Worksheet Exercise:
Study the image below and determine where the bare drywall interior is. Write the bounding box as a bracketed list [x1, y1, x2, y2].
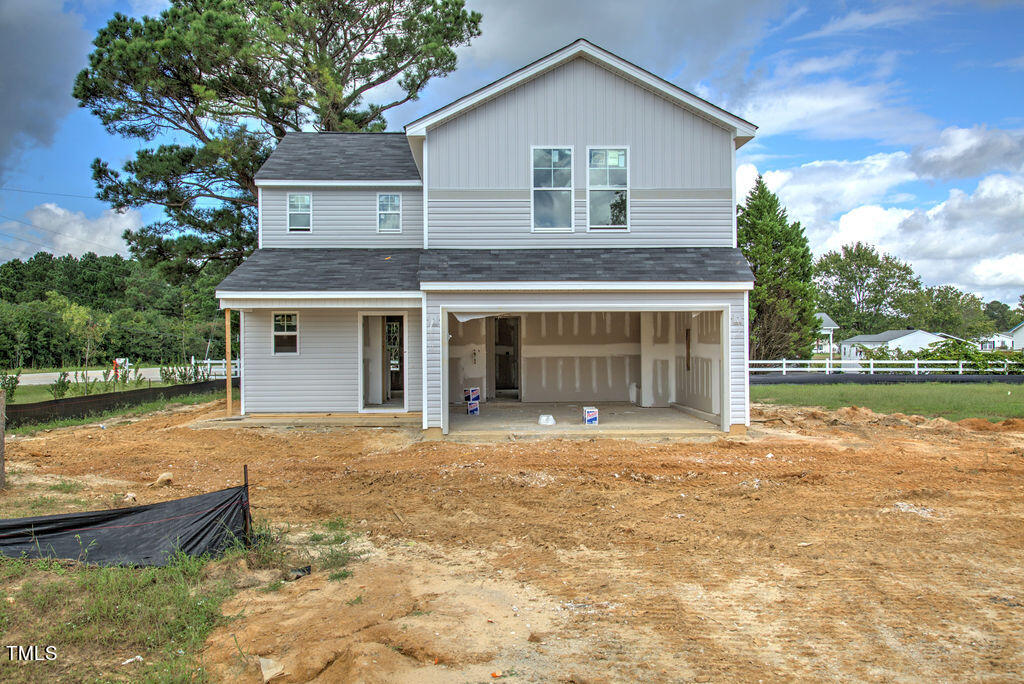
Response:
[446, 310, 723, 415]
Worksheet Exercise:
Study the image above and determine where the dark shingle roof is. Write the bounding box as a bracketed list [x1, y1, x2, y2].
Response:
[216, 249, 423, 292]
[418, 248, 752, 282]
[254, 133, 420, 182]
[217, 248, 752, 293]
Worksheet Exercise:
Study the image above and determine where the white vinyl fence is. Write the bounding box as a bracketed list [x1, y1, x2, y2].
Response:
[192, 358, 239, 378]
[750, 359, 1024, 375]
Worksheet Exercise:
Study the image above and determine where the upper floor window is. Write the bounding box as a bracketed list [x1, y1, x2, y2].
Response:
[377, 193, 402, 233]
[288, 193, 311, 232]
[272, 312, 299, 354]
[588, 148, 629, 230]
[532, 147, 573, 232]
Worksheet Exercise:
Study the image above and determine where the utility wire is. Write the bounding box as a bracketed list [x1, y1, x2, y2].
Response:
[0, 186, 98, 200]
[0, 212, 125, 252]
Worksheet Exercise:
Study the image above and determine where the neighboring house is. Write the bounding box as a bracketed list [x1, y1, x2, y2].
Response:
[814, 312, 839, 355]
[980, 332, 1015, 351]
[1008, 321, 1024, 350]
[216, 39, 757, 435]
[840, 329, 946, 360]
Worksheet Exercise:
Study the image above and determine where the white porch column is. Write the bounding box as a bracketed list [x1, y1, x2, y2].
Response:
[640, 312, 655, 407]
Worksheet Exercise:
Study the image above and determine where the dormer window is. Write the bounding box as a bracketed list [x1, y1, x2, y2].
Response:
[287, 193, 311, 232]
[588, 147, 629, 230]
[531, 147, 573, 232]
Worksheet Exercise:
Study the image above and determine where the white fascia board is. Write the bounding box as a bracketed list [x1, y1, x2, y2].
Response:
[216, 290, 423, 300]
[255, 179, 422, 188]
[404, 39, 757, 139]
[419, 281, 754, 292]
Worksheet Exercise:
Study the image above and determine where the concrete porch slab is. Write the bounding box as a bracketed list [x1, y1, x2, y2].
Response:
[448, 400, 717, 440]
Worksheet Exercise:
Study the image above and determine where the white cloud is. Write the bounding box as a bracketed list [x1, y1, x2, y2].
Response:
[0, 203, 139, 261]
[735, 163, 760, 203]
[970, 254, 1024, 288]
[911, 125, 1024, 178]
[796, 5, 923, 40]
[995, 55, 1024, 70]
[818, 205, 913, 255]
[757, 152, 917, 227]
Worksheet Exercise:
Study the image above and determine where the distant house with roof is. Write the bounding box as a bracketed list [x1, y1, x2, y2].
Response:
[813, 312, 839, 355]
[1007, 321, 1024, 350]
[978, 332, 1014, 351]
[840, 329, 946, 360]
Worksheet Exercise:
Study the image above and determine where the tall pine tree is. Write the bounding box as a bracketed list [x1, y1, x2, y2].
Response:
[738, 176, 817, 359]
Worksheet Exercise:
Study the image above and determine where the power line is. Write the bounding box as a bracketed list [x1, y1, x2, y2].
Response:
[0, 186, 97, 200]
[0, 212, 125, 252]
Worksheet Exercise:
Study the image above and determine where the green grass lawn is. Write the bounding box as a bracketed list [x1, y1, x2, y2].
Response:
[751, 382, 1024, 422]
[7, 381, 171, 405]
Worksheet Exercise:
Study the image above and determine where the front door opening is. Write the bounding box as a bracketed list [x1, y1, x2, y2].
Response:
[494, 316, 520, 399]
[362, 314, 404, 410]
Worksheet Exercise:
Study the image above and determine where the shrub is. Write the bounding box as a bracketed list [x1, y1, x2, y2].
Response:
[48, 371, 71, 400]
[0, 368, 21, 402]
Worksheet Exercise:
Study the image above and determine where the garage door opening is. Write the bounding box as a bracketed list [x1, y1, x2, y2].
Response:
[445, 310, 727, 434]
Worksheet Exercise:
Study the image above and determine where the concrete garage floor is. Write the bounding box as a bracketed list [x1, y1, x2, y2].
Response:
[448, 400, 718, 440]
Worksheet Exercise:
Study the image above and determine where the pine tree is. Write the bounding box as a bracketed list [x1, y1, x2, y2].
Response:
[738, 176, 818, 359]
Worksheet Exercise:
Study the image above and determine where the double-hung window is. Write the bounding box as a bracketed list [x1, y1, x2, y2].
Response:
[588, 148, 629, 230]
[531, 147, 573, 231]
[272, 313, 298, 354]
[287, 193, 312, 232]
[377, 193, 402, 233]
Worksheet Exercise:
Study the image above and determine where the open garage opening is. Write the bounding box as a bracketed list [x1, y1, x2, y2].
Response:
[445, 310, 727, 434]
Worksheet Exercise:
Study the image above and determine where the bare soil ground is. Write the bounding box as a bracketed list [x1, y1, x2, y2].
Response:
[5, 401, 1024, 682]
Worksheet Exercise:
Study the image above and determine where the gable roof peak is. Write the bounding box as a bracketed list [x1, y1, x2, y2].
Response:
[404, 38, 756, 145]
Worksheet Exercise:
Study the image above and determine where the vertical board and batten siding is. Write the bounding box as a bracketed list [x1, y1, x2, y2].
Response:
[424, 57, 735, 248]
[242, 307, 421, 413]
[422, 291, 747, 430]
[260, 187, 422, 248]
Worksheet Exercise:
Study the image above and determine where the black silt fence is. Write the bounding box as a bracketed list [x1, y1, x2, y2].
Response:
[6, 378, 239, 428]
[0, 485, 251, 566]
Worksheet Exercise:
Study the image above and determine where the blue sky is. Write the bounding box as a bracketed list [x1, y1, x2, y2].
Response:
[1, 0, 1022, 302]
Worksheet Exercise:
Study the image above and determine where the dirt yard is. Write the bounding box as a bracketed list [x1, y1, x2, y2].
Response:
[5, 401, 1024, 682]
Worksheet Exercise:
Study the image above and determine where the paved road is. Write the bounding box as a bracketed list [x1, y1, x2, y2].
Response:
[17, 367, 164, 385]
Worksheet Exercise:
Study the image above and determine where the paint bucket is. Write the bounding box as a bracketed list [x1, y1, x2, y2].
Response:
[583, 406, 599, 425]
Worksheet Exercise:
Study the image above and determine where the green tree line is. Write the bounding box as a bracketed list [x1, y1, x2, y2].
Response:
[738, 176, 1024, 359]
[0, 252, 231, 370]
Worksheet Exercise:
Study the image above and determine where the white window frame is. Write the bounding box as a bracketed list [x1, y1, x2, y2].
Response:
[376, 192, 403, 234]
[586, 145, 630, 231]
[271, 311, 300, 355]
[530, 144, 575, 233]
[287, 192, 312, 233]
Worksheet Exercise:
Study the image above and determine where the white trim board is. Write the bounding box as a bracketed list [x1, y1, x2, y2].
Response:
[256, 179, 422, 187]
[217, 290, 423, 300]
[404, 39, 757, 144]
[420, 281, 754, 292]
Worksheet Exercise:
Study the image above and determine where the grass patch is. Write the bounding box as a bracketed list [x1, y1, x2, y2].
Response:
[8, 381, 173, 406]
[752, 382, 1024, 422]
[10, 391, 224, 435]
[48, 480, 83, 494]
[328, 569, 352, 582]
[0, 553, 231, 682]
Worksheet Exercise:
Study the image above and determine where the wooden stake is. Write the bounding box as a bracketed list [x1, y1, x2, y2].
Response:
[243, 464, 251, 543]
[0, 389, 5, 489]
[225, 308, 233, 417]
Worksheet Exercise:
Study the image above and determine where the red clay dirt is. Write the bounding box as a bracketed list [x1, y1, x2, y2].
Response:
[5, 400, 1024, 682]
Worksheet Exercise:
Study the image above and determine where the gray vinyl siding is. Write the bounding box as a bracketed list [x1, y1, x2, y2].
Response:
[428, 197, 733, 248]
[427, 57, 733, 189]
[424, 56, 735, 248]
[241, 307, 421, 413]
[422, 291, 747, 431]
[260, 187, 422, 248]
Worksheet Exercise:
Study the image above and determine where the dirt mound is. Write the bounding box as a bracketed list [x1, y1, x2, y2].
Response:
[958, 417, 1024, 432]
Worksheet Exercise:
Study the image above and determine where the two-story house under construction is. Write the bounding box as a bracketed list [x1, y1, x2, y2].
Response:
[216, 39, 757, 435]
